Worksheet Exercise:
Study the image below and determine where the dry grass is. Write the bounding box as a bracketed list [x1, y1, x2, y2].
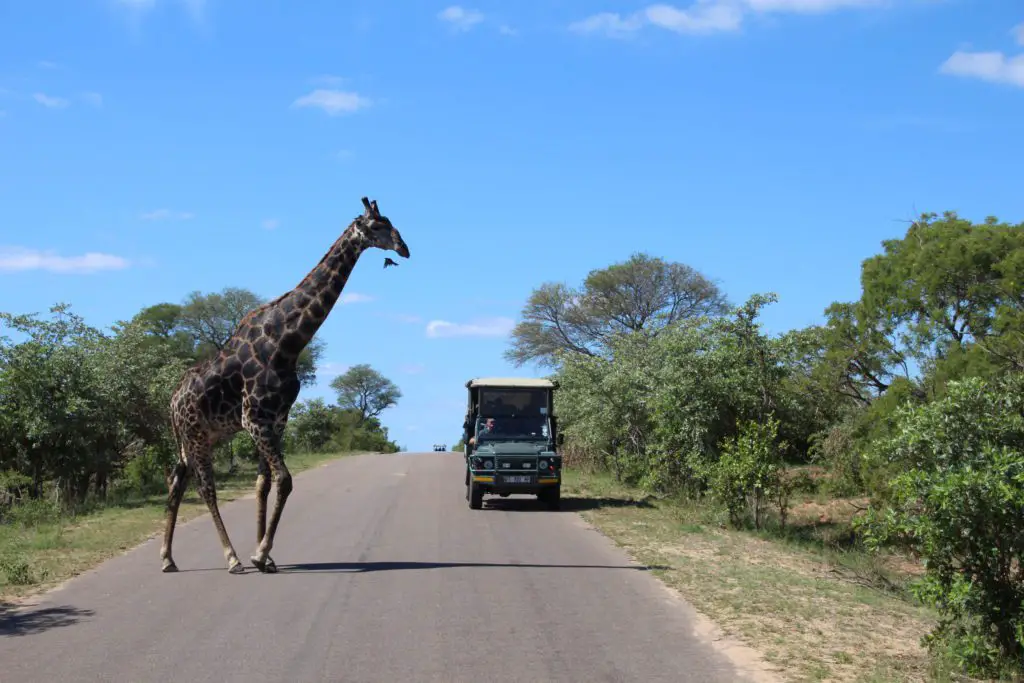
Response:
[0, 451, 361, 602]
[561, 470, 961, 683]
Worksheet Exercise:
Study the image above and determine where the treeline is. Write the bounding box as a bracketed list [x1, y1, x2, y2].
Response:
[0, 286, 401, 510]
[507, 211, 1024, 678]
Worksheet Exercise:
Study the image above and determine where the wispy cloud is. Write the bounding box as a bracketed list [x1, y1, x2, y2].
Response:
[0, 247, 130, 274]
[32, 92, 70, 108]
[940, 50, 1024, 89]
[140, 208, 195, 221]
[262, 218, 280, 230]
[569, 0, 893, 38]
[570, 2, 742, 38]
[340, 292, 375, 304]
[1014, 23, 1024, 47]
[425, 317, 515, 338]
[438, 6, 485, 32]
[292, 89, 372, 115]
[336, 149, 355, 161]
[37, 60, 61, 69]
[499, 25, 518, 36]
[742, 0, 884, 12]
[81, 92, 103, 107]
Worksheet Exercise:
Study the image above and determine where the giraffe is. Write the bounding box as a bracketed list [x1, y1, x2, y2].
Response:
[160, 196, 410, 574]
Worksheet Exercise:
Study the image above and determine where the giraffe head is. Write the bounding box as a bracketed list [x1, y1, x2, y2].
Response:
[355, 196, 410, 259]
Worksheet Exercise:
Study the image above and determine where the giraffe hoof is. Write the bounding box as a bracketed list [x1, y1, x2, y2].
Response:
[228, 561, 246, 574]
[161, 561, 178, 573]
[250, 555, 277, 573]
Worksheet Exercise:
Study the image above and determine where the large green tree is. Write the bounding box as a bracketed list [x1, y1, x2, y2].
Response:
[505, 252, 729, 367]
[329, 364, 402, 422]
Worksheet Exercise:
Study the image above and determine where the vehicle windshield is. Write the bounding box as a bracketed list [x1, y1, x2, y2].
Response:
[474, 387, 550, 441]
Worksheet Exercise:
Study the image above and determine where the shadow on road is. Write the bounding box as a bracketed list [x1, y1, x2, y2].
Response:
[275, 560, 669, 573]
[483, 496, 654, 512]
[0, 603, 95, 637]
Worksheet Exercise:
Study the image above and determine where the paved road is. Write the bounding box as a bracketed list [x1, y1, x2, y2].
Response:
[0, 452, 767, 683]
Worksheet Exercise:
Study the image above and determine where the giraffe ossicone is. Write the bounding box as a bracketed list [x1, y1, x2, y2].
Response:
[161, 195, 410, 574]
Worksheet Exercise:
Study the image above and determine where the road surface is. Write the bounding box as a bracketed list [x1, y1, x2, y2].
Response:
[0, 452, 769, 683]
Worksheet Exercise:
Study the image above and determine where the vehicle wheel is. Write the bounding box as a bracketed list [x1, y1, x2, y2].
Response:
[468, 478, 483, 510]
[539, 486, 561, 511]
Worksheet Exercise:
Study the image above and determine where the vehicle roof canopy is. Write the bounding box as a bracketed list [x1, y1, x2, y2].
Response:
[466, 377, 559, 390]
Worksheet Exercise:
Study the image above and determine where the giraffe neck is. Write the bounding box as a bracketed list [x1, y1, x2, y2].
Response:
[278, 224, 369, 352]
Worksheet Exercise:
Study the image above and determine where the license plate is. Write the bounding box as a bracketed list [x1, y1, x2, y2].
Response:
[503, 475, 532, 484]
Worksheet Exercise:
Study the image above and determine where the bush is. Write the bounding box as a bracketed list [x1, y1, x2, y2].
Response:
[709, 416, 790, 529]
[856, 375, 1024, 676]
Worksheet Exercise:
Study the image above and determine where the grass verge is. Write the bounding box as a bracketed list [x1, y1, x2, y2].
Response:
[0, 451, 363, 602]
[561, 469, 974, 683]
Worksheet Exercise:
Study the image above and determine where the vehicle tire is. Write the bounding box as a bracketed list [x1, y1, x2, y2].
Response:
[468, 478, 483, 510]
[539, 485, 561, 511]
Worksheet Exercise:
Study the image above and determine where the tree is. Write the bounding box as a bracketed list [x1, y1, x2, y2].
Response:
[505, 252, 729, 368]
[329, 364, 402, 422]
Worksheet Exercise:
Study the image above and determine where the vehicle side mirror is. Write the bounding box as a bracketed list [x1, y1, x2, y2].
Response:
[556, 433, 565, 447]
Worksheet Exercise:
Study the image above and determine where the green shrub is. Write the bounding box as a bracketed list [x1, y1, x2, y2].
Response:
[856, 375, 1024, 677]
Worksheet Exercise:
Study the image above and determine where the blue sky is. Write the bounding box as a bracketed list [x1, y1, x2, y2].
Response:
[1, 0, 1022, 452]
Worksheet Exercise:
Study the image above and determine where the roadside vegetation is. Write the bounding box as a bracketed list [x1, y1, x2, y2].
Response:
[0, 286, 402, 600]
[506, 212, 1024, 682]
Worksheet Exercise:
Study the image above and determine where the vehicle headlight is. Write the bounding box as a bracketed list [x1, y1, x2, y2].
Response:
[483, 459, 494, 469]
[538, 459, 548, 470]
[471, 456, 481, 468]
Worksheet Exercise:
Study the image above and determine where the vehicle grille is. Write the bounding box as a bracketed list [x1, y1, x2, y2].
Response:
[495, 457, 537, 471]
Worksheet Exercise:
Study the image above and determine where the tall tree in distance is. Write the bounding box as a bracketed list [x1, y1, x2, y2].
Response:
[330, 363, 402, 423]
[505, 252, 729, 368]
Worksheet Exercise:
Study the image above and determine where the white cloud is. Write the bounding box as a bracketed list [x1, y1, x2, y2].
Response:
[340, 292, 375, 304]
[82, 92, 103, 107]
[742, 0, 883, 12]
[646, 2, 742, 33]
[425, 316, 515, 338]
[262, 218, 279, 230]
[570, 2, 741, 38]
[292, 89, 371, 115]
[438, 6, 485, 31]
[570, 0, 899, 37]
[37, 60, 60, 69]
[32, 92, 70, 108]
[939, 50, 1024, 88]
[0, 246, 130, 274]
[499, 25, 518, 36]
[1013, 23, 1024, 47]
[140, 208, 195, 220]
[569, 12, 644, 38]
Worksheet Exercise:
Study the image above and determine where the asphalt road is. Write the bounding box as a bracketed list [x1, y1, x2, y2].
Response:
[0, 452, 770, 683]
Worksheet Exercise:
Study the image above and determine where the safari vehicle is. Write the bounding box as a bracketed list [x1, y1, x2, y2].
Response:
[462, 377, 564, 510]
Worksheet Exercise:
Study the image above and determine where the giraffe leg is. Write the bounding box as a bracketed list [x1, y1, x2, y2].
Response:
[253, 454, 276, 573]
[160, 459, 191, 572]
[194, 457, 245, 574]
[248, 424, 291, 573]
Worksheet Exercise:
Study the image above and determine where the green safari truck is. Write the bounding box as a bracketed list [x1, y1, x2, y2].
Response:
[462, 377, 564, 510]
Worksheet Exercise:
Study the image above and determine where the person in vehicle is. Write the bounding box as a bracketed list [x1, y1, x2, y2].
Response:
[468, 417, 497, 446]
